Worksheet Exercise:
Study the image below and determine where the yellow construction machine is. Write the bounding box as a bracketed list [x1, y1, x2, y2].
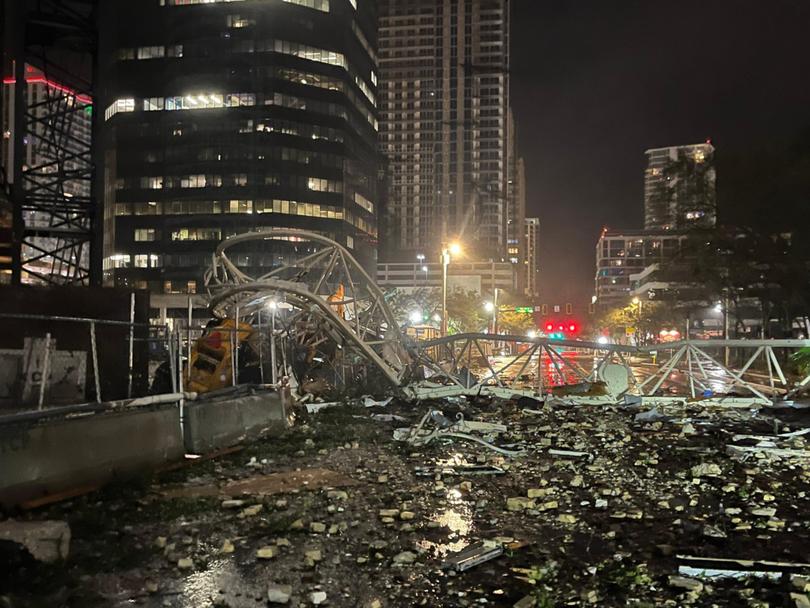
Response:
[186, 318, 257, 393]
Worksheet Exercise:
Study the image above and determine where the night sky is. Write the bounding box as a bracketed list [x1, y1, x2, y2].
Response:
[511, 0, 810, 307]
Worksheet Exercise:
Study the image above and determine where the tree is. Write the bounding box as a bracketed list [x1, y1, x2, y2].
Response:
[670, 227, 810, 337]
[385, 287, 489, 333]
[497, 309, 535, 335]
[595, 300, 684, 344]
[446, 288, 487, 334]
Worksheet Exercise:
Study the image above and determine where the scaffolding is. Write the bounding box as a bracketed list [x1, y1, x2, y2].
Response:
[1, 0, 100, 286]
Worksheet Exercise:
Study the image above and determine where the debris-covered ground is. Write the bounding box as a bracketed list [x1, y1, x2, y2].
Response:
[3, 396, 810, 607]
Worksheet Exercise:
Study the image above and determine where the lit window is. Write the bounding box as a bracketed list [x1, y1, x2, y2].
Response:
[104, 98, 135, 121]
[136, 46, 165, 60]
[227, 14, 255, 27]
[134, 228, 157, 241]
[144, 97, 164, 111]
[354, 192, 374, 213]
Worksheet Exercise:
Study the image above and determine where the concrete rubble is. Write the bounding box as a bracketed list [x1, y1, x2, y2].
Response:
[0, 519, 70, 563]
[2, 393, 810, 606]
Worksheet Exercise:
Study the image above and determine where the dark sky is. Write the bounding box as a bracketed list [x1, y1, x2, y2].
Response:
[511, 0, 810, 307]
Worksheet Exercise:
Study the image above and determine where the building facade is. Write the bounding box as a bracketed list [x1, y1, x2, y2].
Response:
[377, 259, 515, 294]
[378, 0, 517, 263]
[594, 228, 687, 309]
[99, 0, 380, 296]
[644, 142, 716, 231]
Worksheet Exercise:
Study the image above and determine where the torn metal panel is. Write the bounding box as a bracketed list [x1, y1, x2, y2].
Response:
[726, 444, 810, 461]
[677, 555, 810, 580]
[441, 540, 503, 571]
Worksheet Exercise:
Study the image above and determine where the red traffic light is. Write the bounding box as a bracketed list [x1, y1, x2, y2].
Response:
[569, 323, 577, 332]
[545, 323, 553, 331]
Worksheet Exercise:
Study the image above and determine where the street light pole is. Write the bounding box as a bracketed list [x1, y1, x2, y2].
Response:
[493, 287, 499, 336]
[441, 244, 449, 337]
[632, 296, 642, 346]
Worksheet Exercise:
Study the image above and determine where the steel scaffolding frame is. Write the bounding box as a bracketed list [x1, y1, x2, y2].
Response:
[2, 0, 100, 286]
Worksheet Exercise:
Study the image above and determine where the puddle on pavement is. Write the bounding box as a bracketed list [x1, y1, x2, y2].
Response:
[417, 485, 475, 557]
[181, 558, 261, 608]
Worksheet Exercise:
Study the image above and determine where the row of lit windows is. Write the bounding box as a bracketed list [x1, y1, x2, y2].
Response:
[161, 0, 329, 12]
[105, 88, 371, 129]
[115, 199, 345, 220]
[114, 199, 376, 237]
[118, 45, 183, 60]
[181, 144, 344, 169]
[119, 173, 341, 192]
[254, 118, 344, 142]
[171, 228, 222, 241]
[106, 93, 253, 120]
[104, 254, 162, 270]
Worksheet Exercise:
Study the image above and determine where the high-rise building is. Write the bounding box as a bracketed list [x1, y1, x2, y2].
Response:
[594, 228, 687, 308]
[523, 216, 539, 298]
[643, 142, 716, 231]
[99, 0, 380, 297]
[378, 0, 515, 262]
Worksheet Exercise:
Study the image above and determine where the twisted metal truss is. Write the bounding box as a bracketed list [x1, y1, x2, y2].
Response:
[205, 229, 414, 389]
[413, 334, 810, 405]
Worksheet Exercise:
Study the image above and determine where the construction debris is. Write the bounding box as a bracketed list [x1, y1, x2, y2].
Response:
[5, 393, 810, 607]
[441, 540, 504, 571]
[0, 520, 70, 563]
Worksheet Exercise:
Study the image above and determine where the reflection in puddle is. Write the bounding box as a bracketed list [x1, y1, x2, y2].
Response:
[181, 558, 255, 608]
[417, 498, 475, 557]
[434, 507, 471, 535]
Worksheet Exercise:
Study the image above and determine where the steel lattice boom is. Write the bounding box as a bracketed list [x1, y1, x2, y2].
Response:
[205, 229, 414, 390]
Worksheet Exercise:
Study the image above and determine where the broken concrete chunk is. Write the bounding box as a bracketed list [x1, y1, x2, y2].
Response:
[257, 546, 279, 559]
[305, 548, 322, 563]
[691, 463, 722, 478]
[557, 514, 578, 524]
[791, 593, 810, 608]
[392, 551, 417, 564]
[0, 520, 70, 563]
[378, 509, 399, 518]
[220, 539, 235, 554]
[309, 522, 326, 533]
[240, 504, 263, 517]
[750, 507, 777, 518]
[669, 575, 703, 593]
[506, 497, 535, 511]
[309, 590, 327, 605]
[221, 499, 245, 509]
[177, 557, 194, 570]
[267, 584, 293, 604]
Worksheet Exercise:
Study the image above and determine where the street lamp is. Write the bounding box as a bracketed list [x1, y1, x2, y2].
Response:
[415, 254, 425, 285]
[441, 241, 462, 336]
[408, 310, 422, 325]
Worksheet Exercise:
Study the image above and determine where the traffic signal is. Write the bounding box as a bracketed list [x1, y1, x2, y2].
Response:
[545, 322, 554, 332]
